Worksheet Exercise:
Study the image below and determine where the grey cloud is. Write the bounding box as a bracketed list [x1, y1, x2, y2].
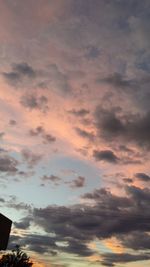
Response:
[101, 252, 150, 267]
[29, 126, 56, 144]
[41, 175, 61, 185]
[93, 150, 119, 163]
[8, 234, 57, 255]
[0, 155, 19, 173]
[135, 172, 150, 182]
[21, 149, 43, 168]
[68, 108, 89, 117]
[95, 107, 125, 140]
[95, 106, 150, 148]
[13, 63, 36, 78]
[14, 217, 31, 230]
[120, 231, 150, 251]
[2, 62, 36, 86]
[47, 64, 71, 95]
[97, 72, 132, 88]
[29, 126, 44, 136]
[0, 132, 5, 139]
[9, 119, 17, 126]
[62, 239, 93, 256]
[2, 61, 71, 98]
[75, 127, 95, 141]
[2, 72, 20, 85]
[70, 176, 85, 188]
[20, 94, 48, 112]
[123, 178, 133, 183]
[97, 72, 150, 112]
[43, 134, 56, 144]
[126, 185, 150, 205]
[11, 185, 150, 261]
[85, 45, 100, 60]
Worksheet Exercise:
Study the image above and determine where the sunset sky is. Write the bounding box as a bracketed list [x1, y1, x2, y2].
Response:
[1, 0, 150, 266]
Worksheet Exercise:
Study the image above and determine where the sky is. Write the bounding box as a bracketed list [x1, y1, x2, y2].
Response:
[1, 0, 150, 266]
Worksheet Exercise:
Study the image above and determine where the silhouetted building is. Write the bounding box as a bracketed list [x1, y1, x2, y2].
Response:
[0, 213, 12, 250]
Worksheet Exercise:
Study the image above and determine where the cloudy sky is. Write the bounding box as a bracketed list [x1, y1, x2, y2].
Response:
[1, 0, 150, 266]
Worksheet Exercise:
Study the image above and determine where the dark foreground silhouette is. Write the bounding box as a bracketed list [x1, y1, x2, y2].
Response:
[0, 246, 33, 267]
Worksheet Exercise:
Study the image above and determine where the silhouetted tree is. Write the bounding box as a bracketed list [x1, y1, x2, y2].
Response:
[0, 245, 33, 267]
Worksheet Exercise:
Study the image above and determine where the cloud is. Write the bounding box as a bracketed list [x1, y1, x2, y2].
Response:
[62, 239, 93, 256]
[21, 149, 43, 168]
[123, 178, 133, 184]
[101, 252, 150, 267]
[119, 231, 150, 251]
[2, 62, 36, 86]
[46, 64, 71, 95]
[69, 176, 85, 188]
[135, 172, 150, 182]
[68, 108, 89, 117]
[29, 126, 56, 144]
[41, 175, 61, 186]
[93, 150, 119, 163]
[20, 94, 49, 112]
[9, 233, 57, 255]
[84, 45, 100, 60]
[75, 127, 95, 141]
[14, 217, 31, 230]
[0, 155, 19, 173]
[14, 184, 150, 263]
[95, 106, 150, 148]
[29, 126, 44, 136]
[97, 72, 132, 88]
[0, 132, 5, 139]
[12, 63, 36, 78]
[43, 134, 56, 144]
[9, 119, 17, 126]
[2, 62, 72, 98]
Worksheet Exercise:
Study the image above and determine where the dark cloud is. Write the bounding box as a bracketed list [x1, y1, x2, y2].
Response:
[47, 64, 71, 95]
[126, 185, 150, 206]
[14, 217, 31, 230]
[2, 62, 36, 86]
[41, 175, 61, 186]
[2, 62, 72, 97]
[75, 127, 95, 141]
[9, 119, 17, 126]
[120, 231, 150, 251]
[0, 132, 5, 140]
[85, 45, 100, 60]
[11, 185, 150, 263]
[2, 72, 20, 85]
[29, 126, 56, 144]
[20, 94, 49, 112]
[93, 150, 119, 163]
[12, 63, 36, 78]
[0, 155, 19, 173]
[62, 239, 93, 256]
[101, 252, 150, 267]
[29, 126, 44, 136]
[8, 234, 57, 255]
[43, 134, 56, 144]
[68, 108, 89, 117]
[95, 107, 125, 140]
[135, 172, 150, 182]
[0, 198, 5, 203]
[95, 106, 150, 148]
[123, 178, 133, 183]
[69, 176, 85, 188]
[21, 149, 43, 168]
[7, 201, 31, 212]
[97, 72, 132, 88]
